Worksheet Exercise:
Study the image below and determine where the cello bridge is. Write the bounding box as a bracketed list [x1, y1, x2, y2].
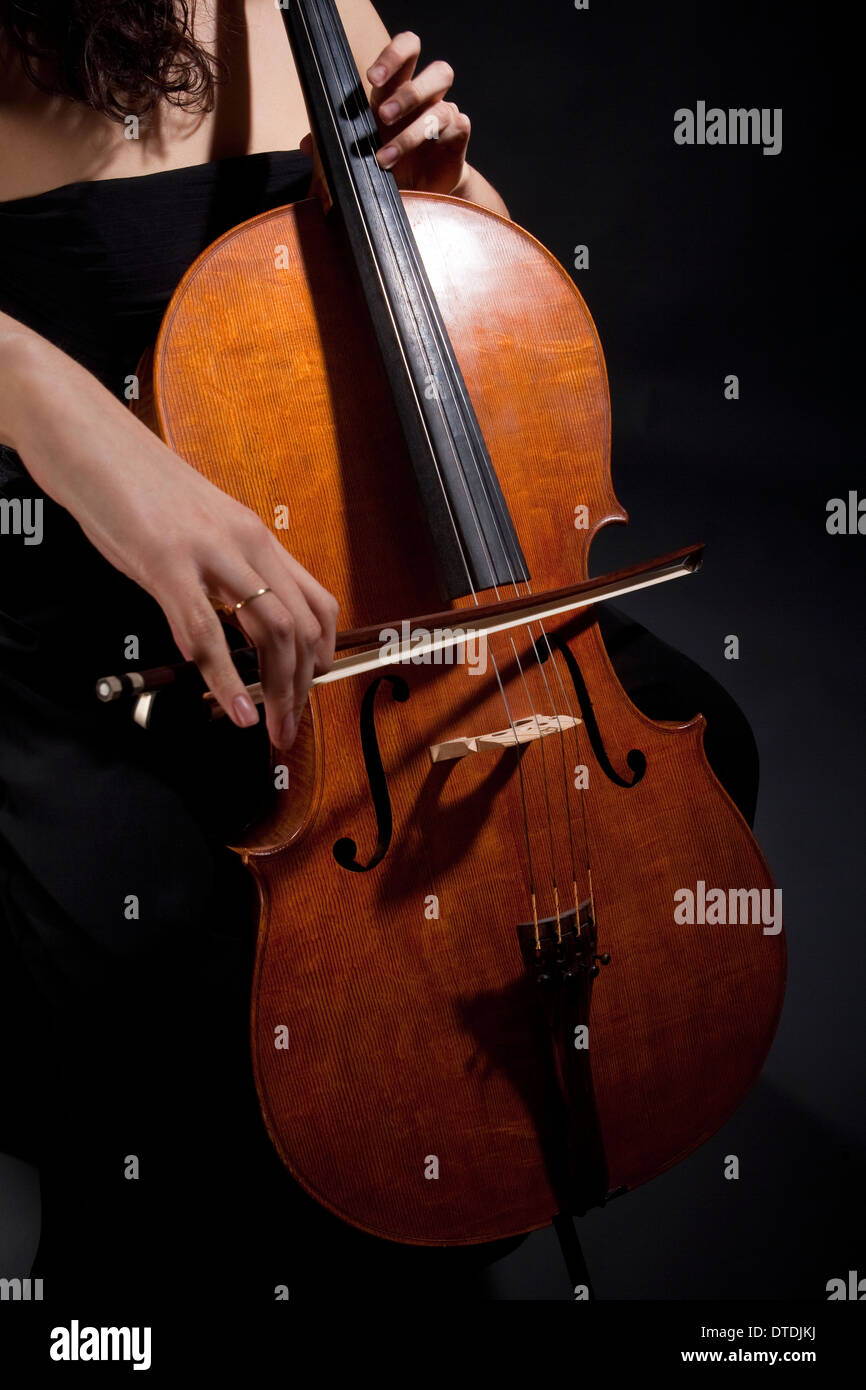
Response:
[429, 712, 580, 763]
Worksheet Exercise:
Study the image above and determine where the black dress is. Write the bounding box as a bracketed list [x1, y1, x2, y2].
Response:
[0, 151, 758, 1310]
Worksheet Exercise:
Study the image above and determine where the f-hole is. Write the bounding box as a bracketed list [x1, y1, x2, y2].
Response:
[535, 634, 647, 788]
[333, 673, 410, 872]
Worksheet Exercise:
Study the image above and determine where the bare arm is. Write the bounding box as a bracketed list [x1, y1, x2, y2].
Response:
[0, 311, 337, 748]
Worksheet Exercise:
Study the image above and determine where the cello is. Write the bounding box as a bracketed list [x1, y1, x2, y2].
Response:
[106, 0, 785, 1248]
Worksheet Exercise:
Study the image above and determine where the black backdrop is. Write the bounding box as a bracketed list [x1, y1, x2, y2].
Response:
[0, 0, 860, 1327]
[373, 0, 864, 1300]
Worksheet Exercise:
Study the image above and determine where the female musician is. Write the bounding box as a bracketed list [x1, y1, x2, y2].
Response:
[0, 0, 757, 1307]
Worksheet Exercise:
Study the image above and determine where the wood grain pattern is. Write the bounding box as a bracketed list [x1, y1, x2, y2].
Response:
[149, 193, 785, 1244]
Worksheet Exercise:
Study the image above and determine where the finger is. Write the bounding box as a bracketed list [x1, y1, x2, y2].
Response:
[228, 583, 305, 751]
[377, 102, 462, 170]
[228, 557, 328, 750]
[375, 60, 455, 127]
[437, 106, 471, 150]
[163, 580, 261, 730]
[367, 31, 421, 94]
[259, 537, 339, 669]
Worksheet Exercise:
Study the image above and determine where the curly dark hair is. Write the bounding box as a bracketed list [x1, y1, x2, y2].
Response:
[0, 0, 223, 120]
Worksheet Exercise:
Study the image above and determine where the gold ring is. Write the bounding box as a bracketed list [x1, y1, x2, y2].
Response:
[233, 586, 272, 612]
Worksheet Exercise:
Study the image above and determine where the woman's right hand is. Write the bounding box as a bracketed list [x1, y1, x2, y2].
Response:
[0, 320, 338, 750]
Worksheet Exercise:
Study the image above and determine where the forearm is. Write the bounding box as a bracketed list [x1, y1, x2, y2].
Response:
[451, 163, 510, 219]
[0, 318, 339, 743]
[0, 312, 126, 490]
[0, 313, 183, 553]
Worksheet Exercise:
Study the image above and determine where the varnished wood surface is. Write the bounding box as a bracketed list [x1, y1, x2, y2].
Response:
[151, 193, 785, 1243]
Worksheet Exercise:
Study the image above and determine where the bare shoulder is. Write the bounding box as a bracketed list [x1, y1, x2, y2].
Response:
[0, 43, 54, 200]
[0, 0, 396, 201]
[0, 41, 118, 200]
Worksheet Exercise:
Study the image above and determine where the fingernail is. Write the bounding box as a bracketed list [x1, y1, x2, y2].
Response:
[379, 100, 399, 122]
[279, 712, 296, 749]
[233, 694, 259, 728]
[379, 145, 399, 169]
[368, 64, 387, 83]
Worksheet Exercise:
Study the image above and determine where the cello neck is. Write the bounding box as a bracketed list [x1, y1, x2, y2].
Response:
[279, 0, 528, 600]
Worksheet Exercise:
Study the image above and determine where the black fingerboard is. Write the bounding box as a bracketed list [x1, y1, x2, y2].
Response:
[279, 0, 529, 600]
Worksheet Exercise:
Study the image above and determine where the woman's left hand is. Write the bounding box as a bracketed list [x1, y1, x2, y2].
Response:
[366, 31, 470, 194]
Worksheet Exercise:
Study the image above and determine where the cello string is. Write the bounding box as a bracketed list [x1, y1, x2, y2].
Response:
[328, 27, 578, 911]
[359, 109, 591, 931]
[362, 219, 579, 933]
[316, 2, 579, 921]
[339, 42, 579, 924]
[335, 16, 587, 929]
[352, 76, 598, 930]
[301, 1, 543, 897]
[335, 36, 593, 924]
[313, 15, 549, 722]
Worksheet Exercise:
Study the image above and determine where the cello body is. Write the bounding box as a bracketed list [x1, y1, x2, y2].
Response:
[143, 190, 786, 1244]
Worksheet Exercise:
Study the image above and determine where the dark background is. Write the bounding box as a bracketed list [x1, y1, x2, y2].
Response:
[371, 0, 863, 1299]
[0, 0, 861, 1309]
